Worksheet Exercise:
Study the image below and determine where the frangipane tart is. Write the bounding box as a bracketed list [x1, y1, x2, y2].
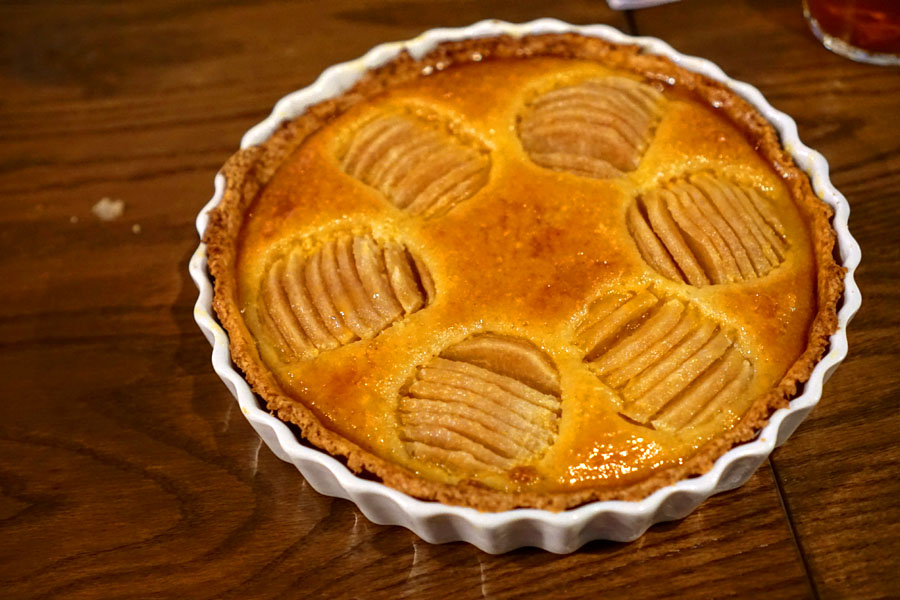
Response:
[205, 33, 844, 512]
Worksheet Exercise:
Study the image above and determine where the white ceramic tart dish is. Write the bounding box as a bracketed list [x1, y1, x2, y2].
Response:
[190, 19, 861, 553]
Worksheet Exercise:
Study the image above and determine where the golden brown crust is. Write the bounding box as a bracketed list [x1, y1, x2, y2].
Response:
[204, 33, 844, 512]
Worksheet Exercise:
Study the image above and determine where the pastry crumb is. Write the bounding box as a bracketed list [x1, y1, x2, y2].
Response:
[70, 215, 79, 224]
[132, 223, 142, 234]
[92, 197, 125, 221]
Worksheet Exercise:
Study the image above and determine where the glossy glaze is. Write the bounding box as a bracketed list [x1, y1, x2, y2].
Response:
[234, 57, 817, 494]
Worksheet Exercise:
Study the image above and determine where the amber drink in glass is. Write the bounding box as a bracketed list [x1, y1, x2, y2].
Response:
[804, 0, 900, 65]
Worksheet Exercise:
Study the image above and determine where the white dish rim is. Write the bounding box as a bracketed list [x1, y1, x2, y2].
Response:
[190, 18, 862, 553]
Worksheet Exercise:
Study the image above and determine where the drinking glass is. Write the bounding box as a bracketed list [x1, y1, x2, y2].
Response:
[803, 0, 900, 65]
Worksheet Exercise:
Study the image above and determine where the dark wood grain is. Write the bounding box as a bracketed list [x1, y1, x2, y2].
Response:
[0, 1, 895, 598]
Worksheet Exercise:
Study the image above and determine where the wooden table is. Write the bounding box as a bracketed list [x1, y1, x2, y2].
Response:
[2, 1, 897, 598]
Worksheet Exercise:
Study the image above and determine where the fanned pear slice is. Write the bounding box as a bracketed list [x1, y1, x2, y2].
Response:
[258, 232, 434, 361]
[577, 290, 756, 431]
[629, 175, 789, 286]
[399, 334, 561, 476]
[339, 111, 490, 218]
[518, 76, 663, 178]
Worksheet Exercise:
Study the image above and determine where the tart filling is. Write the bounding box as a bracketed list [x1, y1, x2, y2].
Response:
[206, 34, 843, 511]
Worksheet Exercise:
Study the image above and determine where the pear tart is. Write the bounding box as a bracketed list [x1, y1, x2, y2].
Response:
[205, 33, 843, 511]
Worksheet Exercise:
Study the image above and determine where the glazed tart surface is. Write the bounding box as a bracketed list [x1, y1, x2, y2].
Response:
[206, 34, 843, 511]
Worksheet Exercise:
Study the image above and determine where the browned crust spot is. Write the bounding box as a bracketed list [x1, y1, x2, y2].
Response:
[204, 32, 845, 512]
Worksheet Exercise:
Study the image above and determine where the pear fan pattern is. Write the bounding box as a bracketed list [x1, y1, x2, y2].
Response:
[628, 174, 788, 286]
[518, 77, 663, 178]
[576, 290, 754, 431]
[259, 232, 434, 361]
[339, 112, 491, 218]
[398, 334, 562, 473]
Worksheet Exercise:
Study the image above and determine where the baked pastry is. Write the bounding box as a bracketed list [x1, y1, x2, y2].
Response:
[205, 33, 844, 511]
